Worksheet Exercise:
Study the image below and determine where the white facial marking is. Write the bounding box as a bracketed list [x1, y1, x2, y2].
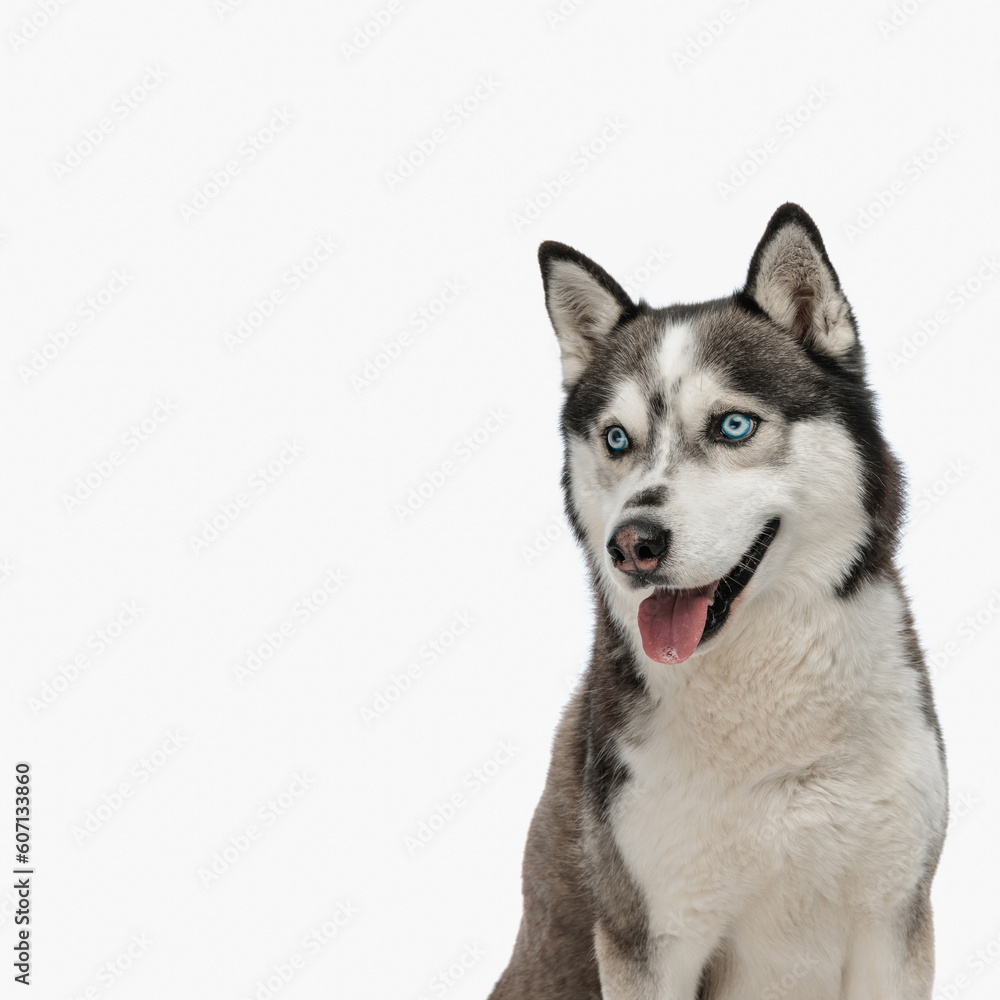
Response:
[606, 380, 649, 444]
[657, 320, 695, 385]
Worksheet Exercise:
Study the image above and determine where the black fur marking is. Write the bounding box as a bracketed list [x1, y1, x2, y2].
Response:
[561, 465, 590, 562]
[702, 517, 781, 641]
[896, 575, 948, 765]
[624, 486, 668, 510]
[649, 390, 667, 420]
[696, 964, 711, 999]
[580, 599, 648, 820]
[699, 306, 837, 421]
[585, 737, 632, 822]
[580, 598, 653, 968]
[732, 287, 769, 319]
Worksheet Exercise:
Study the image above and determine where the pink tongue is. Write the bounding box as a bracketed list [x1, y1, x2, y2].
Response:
[637, 585, 717, 664]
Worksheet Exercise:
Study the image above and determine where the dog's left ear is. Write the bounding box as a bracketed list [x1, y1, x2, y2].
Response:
[744, 203, 857, 358]
[538, 241, 636, 387]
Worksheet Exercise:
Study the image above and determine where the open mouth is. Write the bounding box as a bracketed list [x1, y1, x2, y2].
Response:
[636, 517, 780, 664]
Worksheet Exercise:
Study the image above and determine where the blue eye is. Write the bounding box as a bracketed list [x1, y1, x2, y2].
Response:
[719, 413, 756, 440]
[606, 426, 629, 452]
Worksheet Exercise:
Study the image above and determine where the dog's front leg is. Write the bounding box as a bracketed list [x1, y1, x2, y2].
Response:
[594, 921, 712, 1000]
[841, 906, 935, 1000]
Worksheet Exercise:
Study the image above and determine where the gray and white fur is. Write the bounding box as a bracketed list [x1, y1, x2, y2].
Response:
[487, 204, 947, 1000]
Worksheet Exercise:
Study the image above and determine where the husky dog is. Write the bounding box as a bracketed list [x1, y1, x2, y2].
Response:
[488, 205, 947, 999]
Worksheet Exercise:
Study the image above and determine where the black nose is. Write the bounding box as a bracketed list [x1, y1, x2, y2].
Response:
[607, 522, 670, 574]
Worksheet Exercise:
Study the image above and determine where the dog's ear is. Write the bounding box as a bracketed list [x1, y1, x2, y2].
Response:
[743, 203, 857, 359]
[538, 242, 635, 386]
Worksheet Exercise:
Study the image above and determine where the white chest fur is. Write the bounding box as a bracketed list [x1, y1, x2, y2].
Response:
[607, 581, 946, 995]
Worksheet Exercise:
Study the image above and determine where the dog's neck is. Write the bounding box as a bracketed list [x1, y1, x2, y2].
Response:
[591, 571, 902, 710]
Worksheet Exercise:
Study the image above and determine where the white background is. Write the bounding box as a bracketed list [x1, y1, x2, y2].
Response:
[2, 0, 999, 997]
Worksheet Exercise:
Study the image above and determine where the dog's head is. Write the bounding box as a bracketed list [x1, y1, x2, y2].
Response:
[539, 204, 901, 665]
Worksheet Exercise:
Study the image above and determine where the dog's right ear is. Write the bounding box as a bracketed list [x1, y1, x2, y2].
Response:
[538, 242, 635, 387]
[743, 203, 857, 360]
